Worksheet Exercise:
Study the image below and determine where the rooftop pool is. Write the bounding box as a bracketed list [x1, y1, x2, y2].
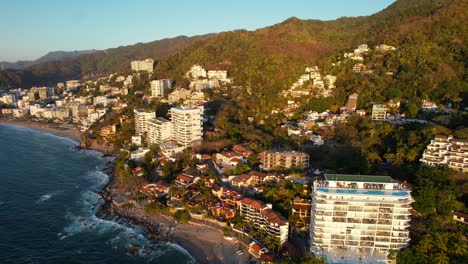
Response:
[316, 187, 409, 197]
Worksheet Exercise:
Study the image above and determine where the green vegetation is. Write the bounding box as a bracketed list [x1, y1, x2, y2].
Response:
[173, 210, 190, 224]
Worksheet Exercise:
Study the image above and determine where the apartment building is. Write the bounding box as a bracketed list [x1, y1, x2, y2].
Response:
[169, 105, 203, 147]
[239, 198, 289, 244]
[310, 174, 413, 263]
[146, 117, 173, 145]
[345, 93, 359, 113]
[371, 104, 387, 121]
[131, 59, 154, 73]
[420, 135, 468, 172]
[207, 70, 227, 80]
[259, 150, 309, 171]
[150, 79, 173, 98]
[133, 109, 156, 135]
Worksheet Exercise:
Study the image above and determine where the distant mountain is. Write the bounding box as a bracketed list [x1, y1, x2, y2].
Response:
[0, 50, 98, 70]
[0, 35, 213, 88]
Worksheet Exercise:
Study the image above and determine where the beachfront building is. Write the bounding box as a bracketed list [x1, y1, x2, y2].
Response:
[134, 109, 156, 135]
[131, 59, 154, 73]
[169, 105, 203, 147]
[420, 135, 468, 172]
[239, 197, 289, 244]
[371, 104, 387, 121]
[259, 150, 309, 171]
[310, 174, 413, 263]
[146, 117, 173, 145]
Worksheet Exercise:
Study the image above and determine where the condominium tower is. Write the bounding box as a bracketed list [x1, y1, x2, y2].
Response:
[146, 117, 173, 145]
[169, 105, 203, 147]
[310, 174, 413, 263]
[134, 109, 156, 135]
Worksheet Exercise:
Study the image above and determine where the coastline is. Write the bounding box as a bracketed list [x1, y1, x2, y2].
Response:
[0, 118, 113, 153]
[0, 119, 249, 263]
[0, 118, 82, 142]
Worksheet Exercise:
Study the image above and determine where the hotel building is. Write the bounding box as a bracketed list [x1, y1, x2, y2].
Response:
[310, 174, 413, 263]
[169, 105, 203, 147]
[420, 135, 468, 172]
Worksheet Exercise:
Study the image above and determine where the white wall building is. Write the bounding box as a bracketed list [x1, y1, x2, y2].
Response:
[131, 59, 154, 73]
[207, 70, 228, 80]
[310, 174, 413, 263]
[146, 117, 173, 145]
[169, 105, 203, 147]
[372, 104, 387, 121]
[420, 135, 468, 172]
[150, 79, 173, 98]
[185, 64, 207, 79]
[134, 109, 156, 135]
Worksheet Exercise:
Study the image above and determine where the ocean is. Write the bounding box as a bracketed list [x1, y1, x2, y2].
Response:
[0, 124, 194, 264]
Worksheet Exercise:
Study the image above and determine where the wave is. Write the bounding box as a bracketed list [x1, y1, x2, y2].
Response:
[167, 243, 197, 263]
[36, 190, 64, 204]
[59, 167, 194, 262]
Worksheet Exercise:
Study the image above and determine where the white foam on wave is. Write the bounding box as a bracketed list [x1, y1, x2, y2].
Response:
[37, 194, 52, 203]
[83, 170, 109, 190]
[60, 168, 194, 261]
[35, 190, 64, 204]
[167, 242, 197, 263]
[3, 124, 79, 146]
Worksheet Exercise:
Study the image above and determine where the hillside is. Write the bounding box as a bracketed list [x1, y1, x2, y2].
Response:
[0, 50, 98, 70]
[0, 34, 213, 88]
[0, 0, 466, 101]
[153, 0, 466, 106]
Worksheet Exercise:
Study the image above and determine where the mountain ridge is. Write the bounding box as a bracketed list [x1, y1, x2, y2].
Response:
[0, 50, 98, 70]
[0, 0, 465, 91]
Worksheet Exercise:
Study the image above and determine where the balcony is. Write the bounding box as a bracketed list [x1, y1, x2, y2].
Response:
[333, 217, 346, 223]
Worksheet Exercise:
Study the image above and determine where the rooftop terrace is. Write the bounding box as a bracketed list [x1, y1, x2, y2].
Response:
[325, 174, 395, 183]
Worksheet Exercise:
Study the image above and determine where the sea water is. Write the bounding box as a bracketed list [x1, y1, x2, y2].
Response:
[0, 124, 194, 264]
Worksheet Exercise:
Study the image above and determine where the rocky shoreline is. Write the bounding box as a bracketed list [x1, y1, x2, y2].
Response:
[95, 161, 249, 264]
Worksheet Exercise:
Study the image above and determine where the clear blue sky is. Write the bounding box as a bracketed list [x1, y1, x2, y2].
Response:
[1, 0, 395, 62]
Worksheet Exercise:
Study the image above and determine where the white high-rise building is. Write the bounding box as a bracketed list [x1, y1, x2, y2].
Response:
[146, 117, 173, 145]
[134, 109, 156, 135]
[169, 105, 203, 147]
[310, 174, 413, 263]
[150, 79, 173, 98]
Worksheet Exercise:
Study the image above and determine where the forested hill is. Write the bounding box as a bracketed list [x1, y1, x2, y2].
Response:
[1, 0, 466, 96]
[154, 0, 466, 99]
[0, 34, 213, 88]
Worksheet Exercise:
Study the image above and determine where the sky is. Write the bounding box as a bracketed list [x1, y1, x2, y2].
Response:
[0, 0, 395, 62]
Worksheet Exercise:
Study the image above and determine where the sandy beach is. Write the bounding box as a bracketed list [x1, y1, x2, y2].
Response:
[0, 118, 113, 153]
[0, 118, 82, 141]
[113, 206, 251, 264]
